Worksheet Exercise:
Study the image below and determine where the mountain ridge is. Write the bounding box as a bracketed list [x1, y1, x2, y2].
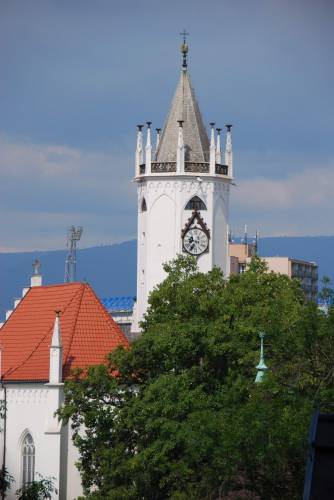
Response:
[1, 236, 333, 319]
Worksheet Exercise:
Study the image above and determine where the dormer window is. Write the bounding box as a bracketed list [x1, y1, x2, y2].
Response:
[185, 196, 207, 211]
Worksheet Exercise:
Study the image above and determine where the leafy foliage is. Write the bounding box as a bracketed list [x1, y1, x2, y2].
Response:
[0, 466, 14, 497]
[58, 255, 334, 499]
[319, 275, 334, 308]
[16, 475, 57, 500]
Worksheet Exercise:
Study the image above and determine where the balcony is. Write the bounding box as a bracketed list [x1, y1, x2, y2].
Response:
[138, 162, 229, 176]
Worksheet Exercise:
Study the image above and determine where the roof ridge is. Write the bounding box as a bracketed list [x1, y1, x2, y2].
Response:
[187, 74, 208, 162]
[88, 285, 130, 346]
[4, 283, 85, 379]
[35, 282, 83, 289]
[0, 288, 32, 330]
[63, 284, 86, 367]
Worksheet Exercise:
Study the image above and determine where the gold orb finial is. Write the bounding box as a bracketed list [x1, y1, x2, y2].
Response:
[180, 29, 189, 69]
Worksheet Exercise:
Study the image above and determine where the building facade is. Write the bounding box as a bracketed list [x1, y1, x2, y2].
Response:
[229, 242, 318, 302]
[261, 257, 318, 302]
[102, 296, 136, 340]
[0, 274, 129, 499]
[132, 43, 233, 331]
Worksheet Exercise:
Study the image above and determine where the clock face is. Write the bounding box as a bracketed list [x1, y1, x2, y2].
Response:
[183, 227, 209, 256]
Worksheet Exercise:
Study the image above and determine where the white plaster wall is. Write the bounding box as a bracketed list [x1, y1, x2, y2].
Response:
[65, 424, 83, 500]
[133, 174, 230, 328]
[0, 384, 83, 500]
[147, 193, 175, 291]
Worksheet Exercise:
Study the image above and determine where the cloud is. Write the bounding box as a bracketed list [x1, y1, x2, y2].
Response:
[0, 135, 135, 212]
[0, 136, 137, 251]
[234, 166, 334, 210]
[230, 163, 334, 237]
[1, 135, 334, 250]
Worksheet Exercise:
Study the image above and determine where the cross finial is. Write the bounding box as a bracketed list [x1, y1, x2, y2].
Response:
[180, 29, 189, 43]
[32, 259, 41, 276]
[180, 29, 189, 69]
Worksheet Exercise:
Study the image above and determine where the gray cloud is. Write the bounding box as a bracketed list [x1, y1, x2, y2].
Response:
[0, 0, 333, 250]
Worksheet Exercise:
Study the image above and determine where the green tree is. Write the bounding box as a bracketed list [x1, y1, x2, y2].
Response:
[15, 475, 56, 500]
[319, 275, 334, 308]
[0, 466, 14, 499]
[59, 256, 334, 499]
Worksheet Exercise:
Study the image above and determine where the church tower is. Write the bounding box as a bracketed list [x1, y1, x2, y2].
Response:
[132, 39, 233, 332]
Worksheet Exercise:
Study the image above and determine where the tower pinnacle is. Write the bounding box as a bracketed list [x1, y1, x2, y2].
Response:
[255, 331, 268, 383]
[180, 29, 189, 69]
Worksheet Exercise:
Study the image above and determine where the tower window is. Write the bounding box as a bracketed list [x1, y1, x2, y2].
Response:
[141, 198, 147, 212]
[22, 432, 35, 485]
[185, 196, 207, 211]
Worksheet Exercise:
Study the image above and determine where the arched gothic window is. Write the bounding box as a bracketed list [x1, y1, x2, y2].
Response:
[22, 433, 35, 485]
[185, 196, 207, 211]
[141, 198, 147, 212]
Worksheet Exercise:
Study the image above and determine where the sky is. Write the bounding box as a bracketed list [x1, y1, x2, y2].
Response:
[0, 0, 333, 251]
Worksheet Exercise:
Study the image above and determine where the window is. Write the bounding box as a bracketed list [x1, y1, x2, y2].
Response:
[185, 196, 207, 211]
[22, 433, 35, 485]
[141, 198, 147, 212]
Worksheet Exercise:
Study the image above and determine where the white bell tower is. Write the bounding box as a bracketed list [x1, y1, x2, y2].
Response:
[132, 38, 233, 332]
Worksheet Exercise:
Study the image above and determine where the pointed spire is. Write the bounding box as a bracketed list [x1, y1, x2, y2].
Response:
[225, 124, 233, 177]
[155, 128, 161, 153]
[49, 311, 62, 384]
[145, 122, 152, 174]
[255, 332, 268, 383]
[135, 124, 144, 176]
[216, 128, 222, 164]
[209, 122, 216, 173]
[176, 120, 185, 172]
[156, 69, 209, 164]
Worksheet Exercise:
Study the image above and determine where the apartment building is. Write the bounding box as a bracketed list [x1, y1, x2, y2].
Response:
[229, 243, 318, 302]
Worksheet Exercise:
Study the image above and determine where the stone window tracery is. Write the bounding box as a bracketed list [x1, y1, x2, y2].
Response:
[185, 196, 207, 211]
[22, 432, 35, 485]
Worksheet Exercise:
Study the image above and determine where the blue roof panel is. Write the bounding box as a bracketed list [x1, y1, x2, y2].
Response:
[101, 296, 136, 312]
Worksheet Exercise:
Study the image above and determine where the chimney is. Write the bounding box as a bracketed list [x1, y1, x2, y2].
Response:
[31, 259, 42, 287]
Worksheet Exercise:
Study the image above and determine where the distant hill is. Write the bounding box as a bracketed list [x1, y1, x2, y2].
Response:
[0, 236, 333, 320]
[0, 240, 137, 320]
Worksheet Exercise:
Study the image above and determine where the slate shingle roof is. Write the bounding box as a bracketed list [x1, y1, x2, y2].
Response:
[0, 283, 129, 382]
[155, 68, 210, 163]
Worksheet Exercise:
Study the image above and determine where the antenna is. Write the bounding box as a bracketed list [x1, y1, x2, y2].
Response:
[64, 226, 83, 283]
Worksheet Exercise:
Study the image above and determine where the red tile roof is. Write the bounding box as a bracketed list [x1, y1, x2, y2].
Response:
[0, 283, 129, 382]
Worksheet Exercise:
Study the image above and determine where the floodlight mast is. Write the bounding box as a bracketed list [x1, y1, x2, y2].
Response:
[64, 226, 83, 283]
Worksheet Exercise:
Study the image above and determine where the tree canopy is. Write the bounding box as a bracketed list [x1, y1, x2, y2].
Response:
[58, 256, 334, 499]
